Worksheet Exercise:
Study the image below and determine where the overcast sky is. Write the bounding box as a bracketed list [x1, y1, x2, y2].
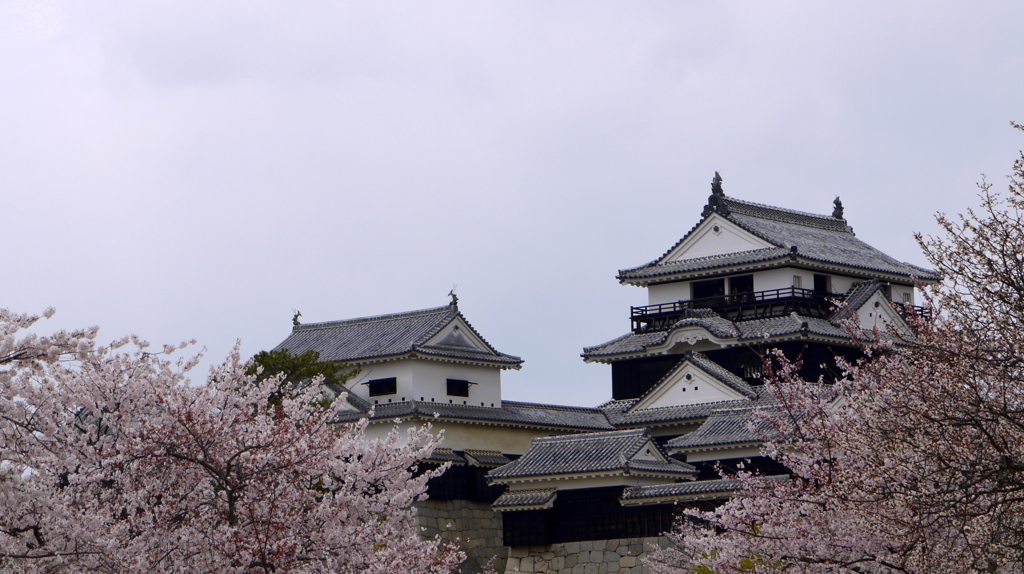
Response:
[3, 1, 1022, 406]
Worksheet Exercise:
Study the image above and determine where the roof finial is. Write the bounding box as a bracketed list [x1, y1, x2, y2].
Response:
[711, 171, 724, 196]
[448, 285, 458, 307]
[292, 309, 302, 327]
[832, 196, 844, 219]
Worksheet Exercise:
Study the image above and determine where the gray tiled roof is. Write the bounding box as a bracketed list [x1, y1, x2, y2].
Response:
[583, 312, 851, 360]
[620, 479, 741, 501]
[493, 488, 558, 511]
[619, 247, 792, 280]
[829, 279, 888, 322]
[488, 428, 696, 481]
[733, 313, 850, 340]
[273, 304, 522, 367]
[619, 195, 938, 283]
[666, 409, 777, 451]
[330, 399, 615, 432]
[600, 387, 777, 427]
[463, 450, 512, 467]
[424, 448, 468, 465]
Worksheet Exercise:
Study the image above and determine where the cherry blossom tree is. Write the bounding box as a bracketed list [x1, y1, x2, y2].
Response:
[649, 125, 1024, 574]
[0, 310, 463, 573]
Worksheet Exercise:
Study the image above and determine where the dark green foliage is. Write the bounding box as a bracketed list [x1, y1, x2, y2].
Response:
[247, 349, 358, 402]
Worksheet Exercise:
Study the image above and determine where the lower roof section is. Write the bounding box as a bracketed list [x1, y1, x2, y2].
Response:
[493, 488, 558, 511]
[330, 398, 616, 432]
[619, 479, 742, 505]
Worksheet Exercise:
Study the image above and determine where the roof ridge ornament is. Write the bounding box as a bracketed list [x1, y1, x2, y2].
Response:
[701, 172, 730, 217]
[832, 196, 845, 220]
[292, 309, 302, 327]
[448, 286, 458, 308]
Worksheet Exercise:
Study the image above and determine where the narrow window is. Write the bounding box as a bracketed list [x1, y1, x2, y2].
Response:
[792, 275, 803, 289]
[366, 377, 397, 397]
[447, 379, 472, 397]
[902, 292, 912, 303]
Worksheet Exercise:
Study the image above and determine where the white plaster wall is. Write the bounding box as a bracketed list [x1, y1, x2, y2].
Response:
[755, 268, 808, 291]
[890, 284, 915, 304]
[636, 364, 745, 409]
[360, 419, 567, 454]
[346, 360, 416, 403]
[830, 274, 857, 295]
[411, 360, 502, 407]
[647, 281, 689, 305]
[346, 359, 502, 407]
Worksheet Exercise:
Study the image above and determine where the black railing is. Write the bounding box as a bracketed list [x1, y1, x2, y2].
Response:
[630, 287, 841, 332]
[630, 288, 932, 333]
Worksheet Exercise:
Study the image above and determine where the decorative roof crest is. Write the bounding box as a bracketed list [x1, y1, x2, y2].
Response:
[832, 196, 845, 220]
[702, 172, 730, 217]
[711, 171, 724, 196]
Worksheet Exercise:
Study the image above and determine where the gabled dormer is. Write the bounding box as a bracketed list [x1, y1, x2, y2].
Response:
[627, 351, 758, 411]
[273, 300, 522, 408]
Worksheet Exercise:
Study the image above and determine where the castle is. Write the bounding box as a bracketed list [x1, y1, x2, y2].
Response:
[272, 175, 936, 573]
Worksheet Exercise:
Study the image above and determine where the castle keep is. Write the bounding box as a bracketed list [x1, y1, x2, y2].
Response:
[272, 175, 936, 573]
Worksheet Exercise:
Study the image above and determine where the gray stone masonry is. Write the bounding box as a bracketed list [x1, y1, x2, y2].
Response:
[416, 499, 506, 574]
[502, 536, 670, 574]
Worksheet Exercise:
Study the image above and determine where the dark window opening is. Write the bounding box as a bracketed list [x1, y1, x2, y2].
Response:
[729, 274, 754, 295]
[813, 274, 832, 295]
[366, 377, 397, 397]
[692, 279, 725, 300]
[447, 379, 472, 397]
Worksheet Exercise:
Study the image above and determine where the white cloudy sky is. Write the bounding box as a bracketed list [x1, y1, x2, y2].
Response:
[3, 1, 1022, 405]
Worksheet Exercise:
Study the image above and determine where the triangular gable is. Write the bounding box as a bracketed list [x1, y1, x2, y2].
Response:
[659, 213, 775, 264]
[420, 315, 498, 355]
[855, 291, 911, 335]
[630, 359, 752, 412]
[629, 439, 670, 463]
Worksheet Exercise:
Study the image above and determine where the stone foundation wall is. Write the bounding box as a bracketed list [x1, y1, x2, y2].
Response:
[504, 536, 670, 574]
[416, 499, 506, 573]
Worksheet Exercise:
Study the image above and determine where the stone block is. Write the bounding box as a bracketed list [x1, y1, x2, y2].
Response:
[506, 557, 519, 571]
[564, 553, 578, 568]
[584, 563, 599, 574]
[563, 542, 580, 554]
[619, 556, 636, 568]
[572, 564, 585, 574]
[551, 556, 565, 569]
[521, 556, 534, 572]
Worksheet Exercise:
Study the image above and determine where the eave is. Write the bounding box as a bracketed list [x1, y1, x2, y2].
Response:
[583, 331, 856, 364]
[346, 351, 523, 370]
[621, 256, 936, 289]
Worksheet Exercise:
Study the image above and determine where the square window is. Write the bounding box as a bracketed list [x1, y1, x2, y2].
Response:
[366, 377, 397, 397]
[446, 379, 471, 397]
